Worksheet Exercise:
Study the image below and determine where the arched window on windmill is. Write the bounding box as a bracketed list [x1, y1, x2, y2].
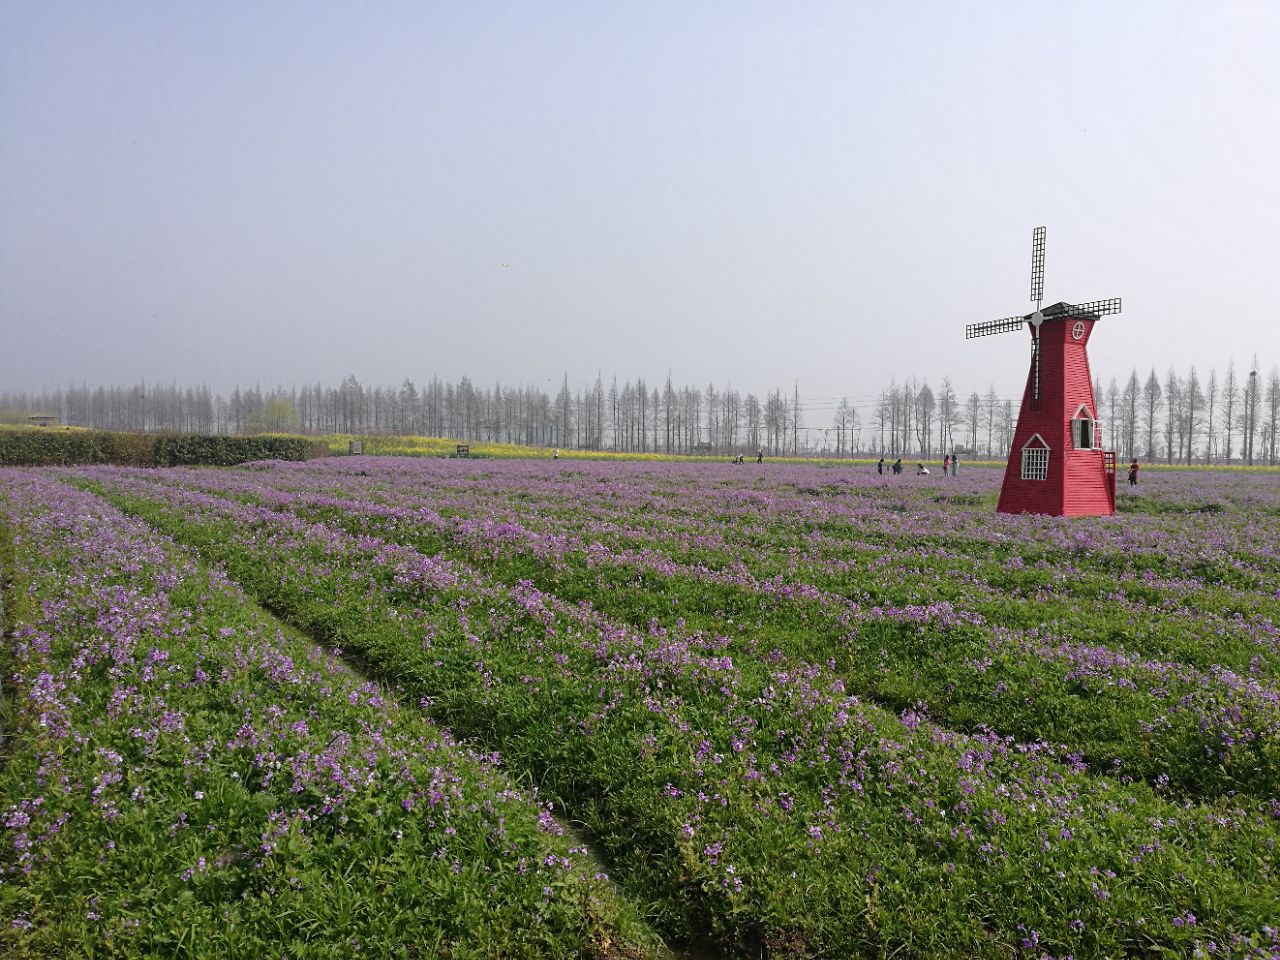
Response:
[1020, 433, 1050, 481]
[1070, 405, 1102, 451]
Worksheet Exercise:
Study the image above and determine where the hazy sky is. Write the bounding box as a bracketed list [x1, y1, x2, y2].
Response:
[3, 1, 1277, 425]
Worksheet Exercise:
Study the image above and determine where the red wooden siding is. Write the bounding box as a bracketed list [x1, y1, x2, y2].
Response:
[997, 316, 1115, 517]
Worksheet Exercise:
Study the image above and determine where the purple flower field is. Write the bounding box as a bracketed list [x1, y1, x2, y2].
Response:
[3, 459, 1279, 958]
[0, 470, 654, 958]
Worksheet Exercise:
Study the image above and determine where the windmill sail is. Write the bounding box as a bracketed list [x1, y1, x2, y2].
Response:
[1030, 226, 1046, 307]
[1030, 332, 1041, 409]
[1064, 297, 1121, 318]
[966, 316, 1025, 339]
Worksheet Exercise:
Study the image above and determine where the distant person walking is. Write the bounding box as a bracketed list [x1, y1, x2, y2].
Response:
[757, 449, 764, 464]
[877, 457, 885, 475]
[1128, 460, 1139, 486]
[943, 454, 951, 476]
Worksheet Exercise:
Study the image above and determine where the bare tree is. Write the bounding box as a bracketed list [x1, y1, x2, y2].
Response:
[1184, 366, 1203, 464]
[834, 398, 851, 457]
[1245, 358, 1261, 465]
[984, 385, 999, 458]
[1143, 369, 1162, 461]
[764, 389, 784, 454]
[966, 391, 981, 455]
[937, 377, 957, 457]
[1105, 378, 1119, 451]
[744, 392, 760, 452]
[885, 383, 901, 456]
[895, 381, 914, 456]
[875, 390, 891, 455]
[1266, 367, 1280, 466]
[792, 381, 802, 456]
[649, 384, 659, 452]
[723, 387, 741, 454]
[1223, 362, 1238, 463]
[1204, 368, 1218, 463]
[1121, 369, 1140, 459]
[1164, 368, 1182, 464]
[555, 374, 572, 449]
[998, 399, 1014, 454]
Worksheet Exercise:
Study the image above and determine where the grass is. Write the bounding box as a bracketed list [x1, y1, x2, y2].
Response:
[0, 471, 662, 959]
[44, 460, 1280, 958]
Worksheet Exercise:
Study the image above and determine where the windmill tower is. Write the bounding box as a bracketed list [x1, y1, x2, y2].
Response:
[967, 227, 1121, 516]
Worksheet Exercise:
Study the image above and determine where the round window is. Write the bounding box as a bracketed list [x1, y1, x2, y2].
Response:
[1071, 321, 1086, 340]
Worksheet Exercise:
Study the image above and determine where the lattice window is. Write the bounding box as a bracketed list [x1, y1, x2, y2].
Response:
[1021, 445, 1049, 480]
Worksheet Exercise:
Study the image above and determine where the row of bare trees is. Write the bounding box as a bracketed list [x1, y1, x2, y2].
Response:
[871, 360, 1280, 465]
[3, 360, 1277, 463]
[1099, 362, 1277, 466]
[0, 376, 815, 457]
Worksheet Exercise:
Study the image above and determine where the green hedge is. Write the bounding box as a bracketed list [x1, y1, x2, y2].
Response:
[0, 429, 325, 467]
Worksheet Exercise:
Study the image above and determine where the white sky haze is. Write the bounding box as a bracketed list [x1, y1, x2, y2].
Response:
[2, 1, 1278, 422]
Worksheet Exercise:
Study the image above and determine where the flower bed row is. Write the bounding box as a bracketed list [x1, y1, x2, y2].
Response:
[153, 459, 1280, 801]
[70, 465, 1280, 959]
[0, 470, 654, 959]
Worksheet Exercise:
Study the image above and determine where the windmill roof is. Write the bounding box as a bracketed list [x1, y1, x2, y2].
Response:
[1039, 302, 1076, 318]
[1036, 301, 1102, 321]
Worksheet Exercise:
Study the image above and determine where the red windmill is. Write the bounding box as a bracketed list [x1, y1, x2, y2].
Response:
[967, 227, 1122, 516]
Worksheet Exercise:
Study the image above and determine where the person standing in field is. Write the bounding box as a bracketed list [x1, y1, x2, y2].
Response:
[756, 449, 764, 464]
[892, 458, 902, 475]
[943, 454, 951, 476]
[951, 454, 959, 476]
[1128, 460, 1139, 485]
[553, 447, 559, 460]
[877, 457, 884, 475]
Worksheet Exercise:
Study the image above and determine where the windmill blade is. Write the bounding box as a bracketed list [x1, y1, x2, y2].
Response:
[1066, 297, 1121, 318]
[966, 315, 1025, 339]
[1030, 330, 1041, 407]
[1030, 226, 1046, 306]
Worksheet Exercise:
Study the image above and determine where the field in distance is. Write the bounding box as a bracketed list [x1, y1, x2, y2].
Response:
[2, 459, 1278, 958]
